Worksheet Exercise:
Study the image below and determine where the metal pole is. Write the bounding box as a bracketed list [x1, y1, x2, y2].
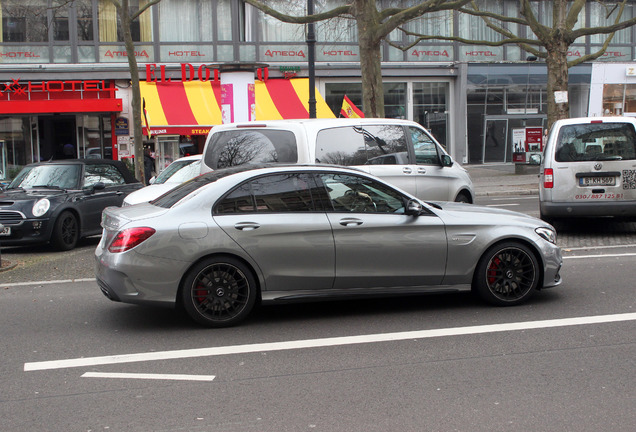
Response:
[307, 0, 317, 118]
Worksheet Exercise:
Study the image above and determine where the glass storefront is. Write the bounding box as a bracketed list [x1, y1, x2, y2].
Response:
[0, 114, 113, 180]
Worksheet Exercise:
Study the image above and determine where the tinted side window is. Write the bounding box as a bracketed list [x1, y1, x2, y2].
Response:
[84, 164, 126, 187]
[205, 130, 298, 169]
[215, 183, 254, 213]
[410, 127, 441, 165]
[316, 125, 408, 165]
[317, 173, 406, 213]
[215, 173, 318, 214]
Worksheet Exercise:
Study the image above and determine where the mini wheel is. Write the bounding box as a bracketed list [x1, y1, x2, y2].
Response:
[181, 257, 257, 327]
[473, 242, 539, 306]
[51, 211, 79, 251]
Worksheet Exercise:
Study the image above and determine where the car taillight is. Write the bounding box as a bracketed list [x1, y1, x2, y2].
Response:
[108, 227, 156, 253]
[544, 168, 554, 189]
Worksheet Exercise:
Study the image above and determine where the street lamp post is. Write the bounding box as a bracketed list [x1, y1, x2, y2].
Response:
[307, 0, 317, 118]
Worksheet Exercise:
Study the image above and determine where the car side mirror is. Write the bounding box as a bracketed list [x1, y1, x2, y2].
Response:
[441, 154, 453, 167]
[405, 199, 424, 216]
[84, 182, 106, 195]
[529, 154, 542, 165]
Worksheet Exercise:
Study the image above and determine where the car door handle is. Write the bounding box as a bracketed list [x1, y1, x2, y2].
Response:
[417, 167, 427, 174]
[234, 222, 260, 231]
[402, 167, 413, 174]
[339, 218, 363, 227]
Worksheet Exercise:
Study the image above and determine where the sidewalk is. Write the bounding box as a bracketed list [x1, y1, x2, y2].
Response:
[465, 163, 540, 197]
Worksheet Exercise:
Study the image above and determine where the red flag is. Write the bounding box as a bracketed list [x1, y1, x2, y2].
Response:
[340, 95, 364, 118]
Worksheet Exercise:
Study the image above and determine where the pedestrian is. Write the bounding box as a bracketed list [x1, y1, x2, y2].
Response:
[143, 147, 155, 185]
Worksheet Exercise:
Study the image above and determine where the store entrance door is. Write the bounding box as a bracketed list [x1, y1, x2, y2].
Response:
[483, 118, 508, 163]
[38, 115, 77, 160]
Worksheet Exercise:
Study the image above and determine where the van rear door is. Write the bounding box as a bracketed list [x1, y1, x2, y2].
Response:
[550, 121, 636, 203]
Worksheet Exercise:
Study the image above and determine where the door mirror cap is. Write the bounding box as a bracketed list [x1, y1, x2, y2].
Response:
[405, 199, 424, 216]
[441, 154, 453, 167]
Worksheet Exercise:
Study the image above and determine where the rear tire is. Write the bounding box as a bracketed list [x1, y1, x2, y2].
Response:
[51, 211, 79, 251]
[473, 242, 539, 306]
[181, 257, 257, 327]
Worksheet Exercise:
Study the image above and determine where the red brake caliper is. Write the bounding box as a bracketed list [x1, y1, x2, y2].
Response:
[487, 257, 501, 284]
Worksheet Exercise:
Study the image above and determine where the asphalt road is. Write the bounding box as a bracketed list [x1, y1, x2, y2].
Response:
[1, 195, 635, 431]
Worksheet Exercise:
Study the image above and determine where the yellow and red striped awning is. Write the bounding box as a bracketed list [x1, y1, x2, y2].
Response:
[140, 78, 335, 136]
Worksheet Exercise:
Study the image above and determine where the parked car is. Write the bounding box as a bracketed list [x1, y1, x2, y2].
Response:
[0, 159, 141, 250]
[200, 118, 474, 203]
[123, 155, 202, 206]
[96, 164, 562, 328]
[539, 117, 636, 223]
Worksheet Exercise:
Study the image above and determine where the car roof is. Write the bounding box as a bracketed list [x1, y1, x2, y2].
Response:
[555, 117, 636, 126]
[208, 117, 421, 133]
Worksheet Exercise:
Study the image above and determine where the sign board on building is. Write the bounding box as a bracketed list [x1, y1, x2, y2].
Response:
[115, 117, 129, 135]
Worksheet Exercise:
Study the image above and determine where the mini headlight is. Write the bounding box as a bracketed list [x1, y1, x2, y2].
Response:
[535, 226, 556, 244]
[32, 198, 51, 217]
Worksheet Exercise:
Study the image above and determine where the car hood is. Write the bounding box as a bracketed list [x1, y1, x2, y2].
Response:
[430, 201, 548, 227]
[123, 183, 178, 205]
[0, 188, 69, 202]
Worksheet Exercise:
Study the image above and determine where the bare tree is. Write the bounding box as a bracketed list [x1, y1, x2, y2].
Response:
[107, 0, 161, 184]
[396, 0, 636, 130]
[245, 0, 473, 118]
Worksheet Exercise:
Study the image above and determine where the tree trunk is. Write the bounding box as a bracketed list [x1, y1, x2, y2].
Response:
[545, 43, 571, 132]
[355, 0, 384, 118]
[121, 1, 146, 184]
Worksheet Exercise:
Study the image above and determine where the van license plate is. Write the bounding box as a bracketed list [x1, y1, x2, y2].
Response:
[579, 176, 616, 186]
[0, 226, 10, 236]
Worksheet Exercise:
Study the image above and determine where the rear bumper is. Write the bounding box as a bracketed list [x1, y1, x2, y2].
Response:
[540, 200, 636, 219]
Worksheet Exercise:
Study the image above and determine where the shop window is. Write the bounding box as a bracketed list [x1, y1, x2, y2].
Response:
[413, 82, 449, 146]
[1, 1, 48, 43]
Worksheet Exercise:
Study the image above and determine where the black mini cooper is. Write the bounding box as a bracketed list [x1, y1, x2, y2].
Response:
[0, 159, 141, 250]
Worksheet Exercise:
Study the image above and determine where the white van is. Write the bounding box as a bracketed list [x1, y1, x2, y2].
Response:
[200, 118, 474, 203]
[539, 117, 636, 222]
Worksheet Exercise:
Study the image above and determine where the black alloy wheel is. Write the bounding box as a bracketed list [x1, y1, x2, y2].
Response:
[51, 211, 79, 251]
[474, 242, 539, 305]
[182, 257, 257, 327]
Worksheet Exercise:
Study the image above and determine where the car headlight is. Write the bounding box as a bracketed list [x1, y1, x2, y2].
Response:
[535, 226, 556, 244]
[32, 198, 51, 217]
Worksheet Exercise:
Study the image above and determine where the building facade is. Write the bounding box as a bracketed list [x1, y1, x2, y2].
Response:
[1, 0, 635, 180]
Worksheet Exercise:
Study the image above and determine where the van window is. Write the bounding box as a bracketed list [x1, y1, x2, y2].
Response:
[315, 125, 408, 165]
[204, 130, 298, 169]
[555, 123, 636, 162]
[410, 127, 441, 165]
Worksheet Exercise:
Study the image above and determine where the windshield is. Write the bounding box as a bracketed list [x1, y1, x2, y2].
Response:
[555, 123, 636, 162]
[9, 164, 81, 189]
[154, 159, 201, 185]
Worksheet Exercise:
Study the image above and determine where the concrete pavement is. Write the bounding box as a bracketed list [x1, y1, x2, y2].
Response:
[466, 163, 539, 197]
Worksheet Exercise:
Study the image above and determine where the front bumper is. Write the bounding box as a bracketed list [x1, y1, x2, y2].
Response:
[0, 218, 53, 246]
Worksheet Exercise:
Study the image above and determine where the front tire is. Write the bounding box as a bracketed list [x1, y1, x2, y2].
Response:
[51, 211, 79, 251]
[473, 242, 539, 306]
[454, 192, 471, 203]
[181, 257, 257, 327]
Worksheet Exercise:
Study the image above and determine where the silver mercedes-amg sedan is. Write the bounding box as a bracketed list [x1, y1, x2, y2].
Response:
[95, 164, 562, 327]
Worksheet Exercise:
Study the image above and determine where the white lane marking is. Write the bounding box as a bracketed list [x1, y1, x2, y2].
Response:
[486, 204, 520, 207]
[2, 278, 95, 288]
[24, 313, 636, 372]
[563, 244, 636, 251]
[82, 372, 215, 382]
[564, 253, 636, 259]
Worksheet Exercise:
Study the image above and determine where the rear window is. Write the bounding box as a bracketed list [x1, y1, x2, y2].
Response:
[204, 129, 298, 169]
[555, 122, 636, 162]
